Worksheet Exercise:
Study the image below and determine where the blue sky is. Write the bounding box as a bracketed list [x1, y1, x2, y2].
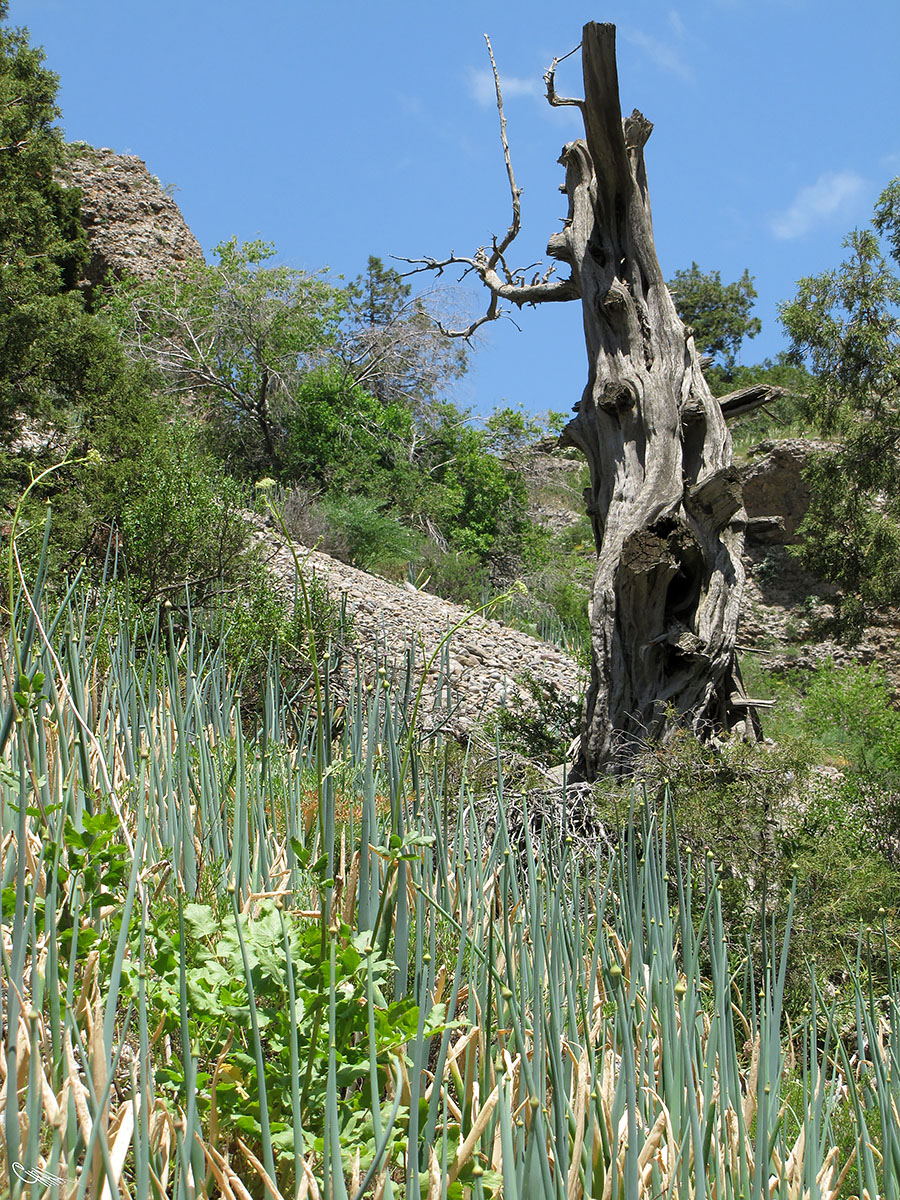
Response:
[11, 0, 900, 422]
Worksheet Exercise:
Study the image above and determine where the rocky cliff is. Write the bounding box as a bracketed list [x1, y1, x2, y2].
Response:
[59, 145, 204, 292]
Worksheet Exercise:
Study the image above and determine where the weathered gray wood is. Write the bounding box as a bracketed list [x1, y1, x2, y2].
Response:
[407, 22, 755, 776]
[551, 23, 754, 775]
[718, 383, 787, 420]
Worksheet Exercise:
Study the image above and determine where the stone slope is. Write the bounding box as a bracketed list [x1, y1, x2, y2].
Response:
[251, 520, 584, 738]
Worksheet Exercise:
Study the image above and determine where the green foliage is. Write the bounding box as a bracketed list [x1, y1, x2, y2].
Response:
[206, 564, 354, 714]
[790, 661, 900, 872]
[780, 178, 900, 614]
[129, 896, 441, 1174]
[667, 261, 761, 374]
[415, 546, 488, 608]
[9, 525, 900, 1198]
[495, 671, 582, 766]
[116, 419, 252, 604]
[613, 729, 900, 1014]
[108, 238, 346, 476]
[802, 660, 900, 777]
[0, 9, 202, 600]
[426, 419, 531, 560]
[0, 7, 153, 470]
[281, 362, 413, 488]
[98, 232, 546, 595]
[0, 4, 89, 373]
[5, 810, 135, 993]
[727, 353, 812, 447]
[342, 254, 467, 415]
[482, 404, 545, 457]
[319, 493, 419, 576]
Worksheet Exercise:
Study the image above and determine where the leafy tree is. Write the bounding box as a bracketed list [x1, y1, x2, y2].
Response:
[281, 363, 413, 489]
[667, 262, 762, 380]
[108, 238, 347, 476]
[779, 178, 900, 623]
[0, 10, 269, 629]
[424, 419, 531, 561]
[482, 404, 546, 457]
[0, 3, 87, 292]
[116, 420, 251, 604]
[0, 6, 208, 586]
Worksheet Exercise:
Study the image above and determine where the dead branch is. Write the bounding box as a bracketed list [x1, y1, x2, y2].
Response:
[485, 34, 522, 277]
[401, 35, 580, 339]
[543, 42, 584, 109]
[397, 252, 577, 338]
[717, 384, 788, 421]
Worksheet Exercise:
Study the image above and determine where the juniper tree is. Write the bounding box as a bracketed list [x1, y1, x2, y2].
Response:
[780, 177, 900, 629]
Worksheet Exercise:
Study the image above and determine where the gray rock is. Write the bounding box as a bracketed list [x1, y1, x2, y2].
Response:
[58, 145, 204, 292]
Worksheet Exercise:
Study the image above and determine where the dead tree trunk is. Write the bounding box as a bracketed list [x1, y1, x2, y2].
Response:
[407, 22, 756, 777]
[551, 24, 754, 775]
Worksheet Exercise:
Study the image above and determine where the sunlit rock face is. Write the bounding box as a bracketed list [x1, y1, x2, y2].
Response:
[58, 144, 204, 295]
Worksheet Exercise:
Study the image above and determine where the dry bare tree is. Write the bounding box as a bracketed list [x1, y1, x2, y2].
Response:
[406, 22, 777, 777]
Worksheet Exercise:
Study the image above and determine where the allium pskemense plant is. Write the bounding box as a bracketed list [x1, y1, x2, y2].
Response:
[2, 494, 900, 1198]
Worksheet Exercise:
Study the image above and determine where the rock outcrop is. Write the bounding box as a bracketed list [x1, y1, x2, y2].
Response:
[740, 438, 829, 544]
[519, 440, 587, 535]
[59, 145, 204, 291]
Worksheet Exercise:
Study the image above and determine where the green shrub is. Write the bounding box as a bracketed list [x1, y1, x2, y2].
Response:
[117, 419, 252, 604]
[318, 493, 419, 577]
[209, 563, 354, 712]
[802, 660, 900, 777]
[127, 895, 444, 1182]
[607, 729, 900, 1016]
[495, 671, 583, 766]
[415, 545, 488, 608]
[281, 364, 414, 489]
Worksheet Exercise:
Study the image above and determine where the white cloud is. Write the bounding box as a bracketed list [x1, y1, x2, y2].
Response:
[467, 66, 542, 108]
[667, 10, 686, 39]
[770, 170, 867, 239]
[620, 28, 693, 82]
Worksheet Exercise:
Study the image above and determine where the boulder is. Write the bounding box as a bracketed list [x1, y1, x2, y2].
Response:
[740, 438, 829, 544]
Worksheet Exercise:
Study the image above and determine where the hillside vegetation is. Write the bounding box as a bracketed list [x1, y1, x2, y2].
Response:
[5, 6, 900, 1197]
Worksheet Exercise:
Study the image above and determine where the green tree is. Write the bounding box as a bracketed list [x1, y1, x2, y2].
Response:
[115, 420, 251, 604]
[667, 262, 762, 379]
[0, 7, 183, 574]
[0, 9, 262, 614]
[779, 177, 900, 624]
[482, 404, 545, 457]
[0, 1, 92, 441]
[341, 255, 467, 419]
[108, 238, 347, 476]
[424, 418, 531, 561]
[281, 362, 414, 488]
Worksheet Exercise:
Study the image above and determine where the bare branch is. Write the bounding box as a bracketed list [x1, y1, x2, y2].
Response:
[543, 42, 584, 109]
[400, 35, 580, 339]
[397, 253, 578, 337]
[484, 34, 522, 274]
